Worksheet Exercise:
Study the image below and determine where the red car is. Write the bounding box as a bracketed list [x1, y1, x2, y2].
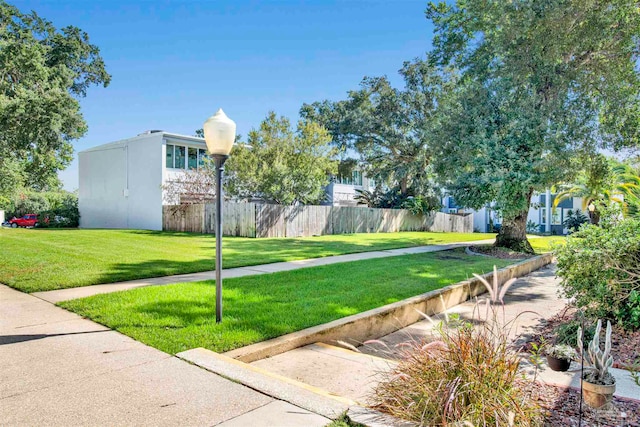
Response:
[9, 214, 39, 228]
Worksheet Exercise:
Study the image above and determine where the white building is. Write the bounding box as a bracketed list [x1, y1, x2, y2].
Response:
[324, 170, 375, 206]
[442, 190, 584, 235]
[79, 131, 209, 230]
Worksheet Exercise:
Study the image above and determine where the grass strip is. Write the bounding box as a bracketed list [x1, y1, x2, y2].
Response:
[527, 235, 565, 253]
[59, 250, 514, 355]
[0, 229, 495, 292]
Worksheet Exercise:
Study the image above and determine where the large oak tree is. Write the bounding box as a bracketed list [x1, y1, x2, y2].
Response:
[428, 0, 640, 252]
[0, 1, 110, 202]
[301, 60, 452, 202]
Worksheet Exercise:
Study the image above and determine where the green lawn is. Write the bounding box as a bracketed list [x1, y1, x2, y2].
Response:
[527, 235, 566, 253]
[0, 228, 495, 292]
[59, 250, 514, 355]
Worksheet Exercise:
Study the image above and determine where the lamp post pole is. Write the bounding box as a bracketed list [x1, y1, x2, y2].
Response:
[203, 109, 236, 324]
[588, 202, 598, 226]
[213, 154, 228, 323]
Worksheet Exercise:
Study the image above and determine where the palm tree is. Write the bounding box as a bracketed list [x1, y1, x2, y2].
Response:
[553, 156, 640, 225]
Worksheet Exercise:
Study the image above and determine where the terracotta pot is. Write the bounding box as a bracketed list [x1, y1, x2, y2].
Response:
[546, 355, 571, 372]
[582, 380, 616, 409]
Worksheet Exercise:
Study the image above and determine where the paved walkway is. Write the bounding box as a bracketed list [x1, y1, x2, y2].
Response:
[33, 239, 495, 303]
[249, 265, 639, 404]
[0, 285, 330, 426]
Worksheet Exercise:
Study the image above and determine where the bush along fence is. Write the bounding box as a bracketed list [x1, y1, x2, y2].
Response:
[162, 202, 474, 237]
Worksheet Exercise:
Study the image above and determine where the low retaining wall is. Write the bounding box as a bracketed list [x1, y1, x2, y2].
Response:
[224, 253, 554, 363]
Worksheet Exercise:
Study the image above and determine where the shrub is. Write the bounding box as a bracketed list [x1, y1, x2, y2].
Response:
[5, 190, 79, 227]
[562, 209, 589, 233]
[555, 216, 640, 330]
[372, 321, 541, 426]
[6, 191, 50, 218]
[401, 195, 441, 215]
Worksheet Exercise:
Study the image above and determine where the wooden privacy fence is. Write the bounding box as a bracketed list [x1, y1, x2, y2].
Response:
[163, 202, 473, 237]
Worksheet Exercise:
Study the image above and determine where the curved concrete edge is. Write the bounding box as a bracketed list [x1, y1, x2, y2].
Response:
[348, 406, 418, 427]
[224, 253, 554, 363]
[464, 245, 493, 257]
[177, 348, 352, 419]
[177, 348, 418, 427]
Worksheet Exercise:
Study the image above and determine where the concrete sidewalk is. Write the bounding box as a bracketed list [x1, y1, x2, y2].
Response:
[244, 265, 639, 406]
[0, 285, 330, 426]
[358, 265, 640, 401]
[33, 239, 495, 303]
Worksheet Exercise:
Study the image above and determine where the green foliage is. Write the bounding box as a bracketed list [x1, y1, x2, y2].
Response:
[5, 190, 79, 227]
[325, 414, 365, 427]
[553, 321, 595, 347]
[401, 195, 441, 215]
[0, 1, 110, 200]
[427, 0, 640, 250]
[372, 322, 541, 426]
[555, 217, 640, 330]
[354, 188, 440, 213]
[6, 191, 50, 218]
[554, 155, 640, 222]
[224, 112, 338, 205]
[562, 209, 589, 233]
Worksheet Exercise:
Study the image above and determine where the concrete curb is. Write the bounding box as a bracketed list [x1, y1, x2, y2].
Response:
[177, 348, 417, 427]
[177, 348, 351, 420]
[224, 253, 554, 363]
[348, 406, 418, 427]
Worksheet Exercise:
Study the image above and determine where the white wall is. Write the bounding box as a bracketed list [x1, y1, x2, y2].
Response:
[0, 210, 4, 224]
[473, 206, 488, 232]
[127, 135, 163, 230]
[79, 133, 163, 230]
[79, 144, 128, 228]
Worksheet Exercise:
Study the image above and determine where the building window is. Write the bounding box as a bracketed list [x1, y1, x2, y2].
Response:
[188, 147, 198, 170]
[198, 149, 208, 168]
[551, 208, 562, 225]
[353, 170, 362, 186]
[167, 144, 209, 170]
[174, 146, 186, 169]
[337, 170, 363, 185]
[540, 208, 547, 225]
[166, 144, 174, 168]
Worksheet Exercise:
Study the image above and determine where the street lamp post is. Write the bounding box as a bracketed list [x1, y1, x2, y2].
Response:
[203, 109, 236, 323]
[588, 202, 597, 226]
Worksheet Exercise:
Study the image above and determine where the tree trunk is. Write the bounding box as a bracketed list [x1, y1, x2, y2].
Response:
[495, 209, 534, 253]
[400, 177, 408, 196]
[495, 190, 535, 254]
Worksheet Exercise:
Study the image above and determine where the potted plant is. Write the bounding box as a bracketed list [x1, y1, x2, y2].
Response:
[545, 344, 575, 372]
[577, 319, 616, 408]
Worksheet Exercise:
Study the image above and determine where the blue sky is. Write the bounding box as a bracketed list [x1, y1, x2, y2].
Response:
[14, 0, 435, 190]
